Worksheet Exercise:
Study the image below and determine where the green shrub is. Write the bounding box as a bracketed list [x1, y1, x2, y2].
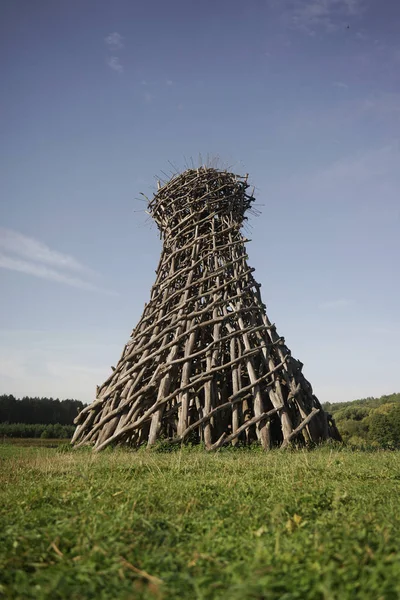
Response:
[0, 422, 75, 439]
[368, 404, 400, 449]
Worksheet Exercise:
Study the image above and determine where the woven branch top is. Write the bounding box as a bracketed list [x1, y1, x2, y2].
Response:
[148, 167, 254, 234]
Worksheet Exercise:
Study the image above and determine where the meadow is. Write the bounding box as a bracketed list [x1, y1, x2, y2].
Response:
[1, 443, 400, 600]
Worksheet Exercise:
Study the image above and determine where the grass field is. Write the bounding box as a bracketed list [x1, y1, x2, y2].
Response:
[1, 443, 400, 600]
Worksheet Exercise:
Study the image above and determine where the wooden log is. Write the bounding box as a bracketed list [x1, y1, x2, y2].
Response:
[210, 406, 282, 450]
[281, 408, 320, 449]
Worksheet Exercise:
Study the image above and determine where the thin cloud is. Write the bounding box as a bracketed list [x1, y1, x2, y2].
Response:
[106, 56, 123, 73]
[361, 92, 400, 117]
[105, 32, 124, 73]
[0, 228, 91, 274]
[312, 143, 400, 184]
[319, 298, 352, 309]
[0, 229, 116, 295]
[282, 0, 364, 35]
[166, 80, 173, 86]
[371, 326, 395, 335]
[0, 254, 116, 295]
[0, 353, 26, 380]
[144, 92, 155, 103]
[105, 32, 123, 50]
[333, 81, 349, 89]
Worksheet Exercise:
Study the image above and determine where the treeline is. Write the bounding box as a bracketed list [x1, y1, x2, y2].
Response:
[0, 395, 84, 425]
[0, 395, 85, 440]
[0, 423, 75, 439]
[2, 393, 399, 446]
[323, 392, 400, 449]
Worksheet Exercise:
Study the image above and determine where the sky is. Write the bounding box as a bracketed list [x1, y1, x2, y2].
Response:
[1, 0, 399, 405]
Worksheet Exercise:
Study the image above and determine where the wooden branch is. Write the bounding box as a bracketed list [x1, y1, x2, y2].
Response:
[280, 408, 320, 449]
[211, 406, 282, 450]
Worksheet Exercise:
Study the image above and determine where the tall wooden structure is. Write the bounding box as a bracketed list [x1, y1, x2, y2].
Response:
[72, 167, 340, 451]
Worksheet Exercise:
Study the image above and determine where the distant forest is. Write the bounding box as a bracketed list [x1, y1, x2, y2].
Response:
[0, 395, 86, 439]
[0, 395, 84, 426]
[323, 392, 400, 449]
[1, 393, 399, 446]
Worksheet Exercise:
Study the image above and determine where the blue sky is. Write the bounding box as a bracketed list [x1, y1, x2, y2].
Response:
[1, 0, 399, 404]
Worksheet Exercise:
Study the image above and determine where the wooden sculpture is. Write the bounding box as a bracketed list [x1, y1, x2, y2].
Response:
[72, 167, 340, 450]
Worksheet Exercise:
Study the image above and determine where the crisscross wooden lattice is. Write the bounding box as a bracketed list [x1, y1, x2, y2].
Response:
[72, 167, 340, 450]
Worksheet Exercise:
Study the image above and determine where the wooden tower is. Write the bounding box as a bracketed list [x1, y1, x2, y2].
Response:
[72, 167, 340, 451]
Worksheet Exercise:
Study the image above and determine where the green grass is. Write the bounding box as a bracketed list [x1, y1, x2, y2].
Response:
[1, 444, 400, 600]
